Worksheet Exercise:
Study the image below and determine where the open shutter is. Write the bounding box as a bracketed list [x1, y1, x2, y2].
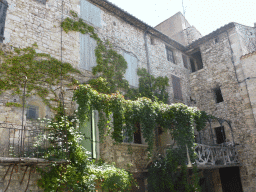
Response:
[172, 75, 183, 101]
[80, 0, 101, 28]
[80, 111, 97, 158]
[0, 0, 8, 43]
[124, 52, 138, 87]
[80, 33, 97, 71]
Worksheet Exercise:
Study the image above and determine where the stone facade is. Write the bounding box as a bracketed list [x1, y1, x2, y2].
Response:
[0, 0, 256, 191]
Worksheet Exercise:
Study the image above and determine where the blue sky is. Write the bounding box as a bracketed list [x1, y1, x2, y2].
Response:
[107, 0, 256, 36]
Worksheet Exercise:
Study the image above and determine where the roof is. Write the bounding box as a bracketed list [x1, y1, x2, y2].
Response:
[241, 51, 256, 59]
[185, 23, 236, 51]
[88, 0, 186, 51]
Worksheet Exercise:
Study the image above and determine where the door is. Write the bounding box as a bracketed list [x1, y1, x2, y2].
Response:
[219, 167, 243, 192]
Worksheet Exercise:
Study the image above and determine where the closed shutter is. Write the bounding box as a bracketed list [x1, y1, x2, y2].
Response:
[80, 33, 97, 71]
[172, 75, 183, 101]
[0, 0, 8, 43]
[80, 0, 101, 28]
[124, 52, 138, 87]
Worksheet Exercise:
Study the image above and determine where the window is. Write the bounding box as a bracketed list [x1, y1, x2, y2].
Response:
[0, 0, 8, 43]
[215, 126, 226, 144]
[124, 52, 138, 87]
[123, 123, 142, 144]
[34, 0, 47, 4]
[26, 105, 39, 119]
[182, 54, 188, 69]
[80, 34, 97, 71]
[214, 87, 224, 103]
[172, 75, 183, 101]
[150, 36, 155, 45]
[214, 37, 219, 44]
[166, 46, 175, 63]
[80, 0, 102, 28]
[190, 50, 204, 72]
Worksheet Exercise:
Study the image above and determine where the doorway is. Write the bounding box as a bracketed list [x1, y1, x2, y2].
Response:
[219, 167, 243, 192]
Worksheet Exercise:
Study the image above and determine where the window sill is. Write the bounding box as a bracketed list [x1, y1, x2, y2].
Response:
[121, 143, 148, 147]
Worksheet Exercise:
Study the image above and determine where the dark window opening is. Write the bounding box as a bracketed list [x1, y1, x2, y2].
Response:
[214, 87, 224, 103]
[34, 0, 47, 5]
[0, 0, 8, 43]
[166, 46, 175, 63]
[134, 123, 142, 144]
[27, 105, 39, 119]
[215, 126, 226, 144]
[190, 59, 196, 72]
[214, 37, 219, 44]
[172, 75, 183, 101]
[192, 51, 203, 70]
[150, 36, 155, 45]
[182, 54, 188, 69]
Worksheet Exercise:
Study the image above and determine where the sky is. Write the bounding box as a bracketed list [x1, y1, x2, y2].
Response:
[107, 0, 256, 36]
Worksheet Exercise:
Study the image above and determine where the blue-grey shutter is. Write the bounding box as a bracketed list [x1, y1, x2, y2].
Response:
[0, 0, 8, 43]
[80, 33, 97, 71]
[124, 52, 138, 87]
[80, 0, 101, 28]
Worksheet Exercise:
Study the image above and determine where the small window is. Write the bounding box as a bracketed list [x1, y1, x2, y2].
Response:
[214, 37, 219, 44]
[182, 54, 188, 69]
[166, 46, 175, 64]
[27, 105, 39, 119]
[34, 0, 47, 4]
[123, 123, 142, 144]
[215, 126, 226, 144]
[214, 87, 224, 103]
[192, 51, 203, 70]
[0, 0, 8, 43]
[172, 75, 183, 101]
[150, 36, 155, 45]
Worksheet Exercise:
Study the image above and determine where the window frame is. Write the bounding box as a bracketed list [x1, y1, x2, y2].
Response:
[166, 46, 175, 64]
[0, 0, 8, 43]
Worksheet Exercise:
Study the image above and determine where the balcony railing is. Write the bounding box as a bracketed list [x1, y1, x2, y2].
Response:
[194, 143, 239, 167]
[0, 122, 67, 161]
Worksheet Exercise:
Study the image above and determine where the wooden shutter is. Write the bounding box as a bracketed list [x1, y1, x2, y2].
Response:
[124, 52, 138, 87]
[80, 111, 97, 158]
[80, 0, 101, 28]
[0, 0, 8, 43]
[172, 75, 183, 101]
[80, 33, 97, 71]
[182, 54, 188, 69]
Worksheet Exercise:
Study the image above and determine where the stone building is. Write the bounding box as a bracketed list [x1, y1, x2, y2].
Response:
[0, 0, 256, 191]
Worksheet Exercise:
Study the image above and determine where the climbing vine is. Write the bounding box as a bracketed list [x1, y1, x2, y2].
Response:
[37, 113, 135, 191]
[0, 43, 80, 110]
[74, 84, 209, 151]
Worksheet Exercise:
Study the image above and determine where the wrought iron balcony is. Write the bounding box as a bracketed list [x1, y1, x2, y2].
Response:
[0, 122, 67, 163]
[194, 143, 239, 167]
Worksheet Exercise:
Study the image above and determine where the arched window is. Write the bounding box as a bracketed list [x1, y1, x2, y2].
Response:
[0, 0, 8, 43]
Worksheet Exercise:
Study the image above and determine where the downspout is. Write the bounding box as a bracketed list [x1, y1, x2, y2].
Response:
[226, 30, 256, 134]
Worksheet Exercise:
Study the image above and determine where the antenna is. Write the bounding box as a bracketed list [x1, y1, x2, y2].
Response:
[182, 0, 186, 16]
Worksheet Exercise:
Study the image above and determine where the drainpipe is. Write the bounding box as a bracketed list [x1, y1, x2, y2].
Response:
[143, 27, 153, 92]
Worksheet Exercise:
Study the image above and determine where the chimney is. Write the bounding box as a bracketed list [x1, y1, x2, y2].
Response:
[254, 23, 256, 28]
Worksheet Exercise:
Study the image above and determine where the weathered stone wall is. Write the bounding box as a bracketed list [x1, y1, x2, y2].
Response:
[0, 165, 42, 192]
[189, 26, 256, 192]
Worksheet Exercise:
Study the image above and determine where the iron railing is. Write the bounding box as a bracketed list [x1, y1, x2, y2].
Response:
[194, 143, 239, 166]
[0, 122, 68, 159]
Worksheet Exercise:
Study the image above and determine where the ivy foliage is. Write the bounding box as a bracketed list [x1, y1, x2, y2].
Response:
[37, 114, 135, 192]
[148, 148, 201, 192]
[61, 15, 129, 94]
[0, 44, 80, 109]
[125, 68, 169, 103]
[74, 84, 209, 152]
